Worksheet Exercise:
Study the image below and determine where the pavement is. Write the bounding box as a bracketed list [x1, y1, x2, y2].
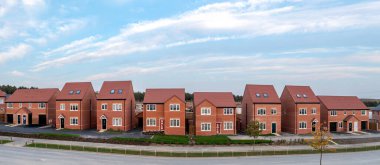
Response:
[0, 145, 379, 165]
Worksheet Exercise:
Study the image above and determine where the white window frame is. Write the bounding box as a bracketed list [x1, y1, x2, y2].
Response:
[201, 107, 211, 115]
[361, 110, 366, 116]
[0, 98, 3, 104]
[146, 104, 156, 111]
[7, 103, 13, 108]
[258, 108, 266, 115]
[259, 122, 266, 130]
[112, 118, 122, 126]
[330, 110, 337, 116]
[170, 118, 180, 127]
[271, 108, 277, 115]
[146, 118, 156, 126]
[70, 117, 78, 125]
[299, 108, 307, 115]
[28, 103, 32, 108]
[223, 108, 234, 115]
[101, 103, 107, 110]
[38, 103, 46, 109]
[201, 123, 211, 131]
[112, 103, 122, 111]
[224, 122, 233, 130]
[353, 110, 356, 115]
[60, 104, 65, 110]
[299, 122, 307, 129]
[312, 108, 317, 114]
[19, 103, 22, 108]
[344, 111, 347, 115]
[70, 104, 79, 111]
[169, 104, 180, 111]
[339, 122, 343, 128]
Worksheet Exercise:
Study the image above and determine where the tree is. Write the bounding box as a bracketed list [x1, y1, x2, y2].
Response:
[185, 93, 193, 101]
[134, 92, 145, 102]
[309, 125, 332, 165]
[233, 95, 243, 102]
[246, 120, 262, 151]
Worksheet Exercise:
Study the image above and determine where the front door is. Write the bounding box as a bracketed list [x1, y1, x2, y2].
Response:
[272, 123, 277, 133]
[160, 119, 164, 131]
[216, 123, 221, 134]
[17, 115, 21, 124]
[102, 119, 107, 130]
[60, 118, 65, 129]
[22, 115, 26, 125]
[312, 122, 316, 132]
[349, 123, 353, 132]
[354, 122, 358, 132]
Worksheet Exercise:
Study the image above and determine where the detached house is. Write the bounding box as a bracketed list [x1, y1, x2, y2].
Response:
[0, 90, 6, 122]
[143, 88, 185, 135]
[281, 85, 320, 134]
[193, 92, 237, 136]
[56, 82, 96, 130]
[370, 104, 380, 131]
[5, 88, 59, 125]
[318, 96, 369, 132]
[97, 81, 136, 131]
[241, 85, 281, 134]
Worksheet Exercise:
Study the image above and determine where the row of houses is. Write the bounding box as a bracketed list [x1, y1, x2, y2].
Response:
[0, 81, 375, 136]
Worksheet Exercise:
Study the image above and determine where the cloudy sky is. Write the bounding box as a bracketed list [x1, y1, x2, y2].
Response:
[1, 0, 380, 98]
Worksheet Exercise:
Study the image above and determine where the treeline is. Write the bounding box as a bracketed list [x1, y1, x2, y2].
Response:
[0, 85, 38, 94]
[361, 99, 380, 107]
[134, 92, 243, 102]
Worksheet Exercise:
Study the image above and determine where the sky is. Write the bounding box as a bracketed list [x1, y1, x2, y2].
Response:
[0, 0, 380, 98]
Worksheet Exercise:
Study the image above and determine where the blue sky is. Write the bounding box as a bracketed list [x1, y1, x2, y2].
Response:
[1, 0, 380, 98]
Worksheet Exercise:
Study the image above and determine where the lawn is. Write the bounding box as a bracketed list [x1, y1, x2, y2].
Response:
[194, 135, 272, 145]
[0, 140, 12, 144]
[151, 135, 189, 144]
[38, 133, 80, 138]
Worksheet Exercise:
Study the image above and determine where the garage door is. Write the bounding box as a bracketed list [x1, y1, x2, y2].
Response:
[6, 114, 13, 123]
[329, 122, 337, 132]
[38, 115, 46, 125]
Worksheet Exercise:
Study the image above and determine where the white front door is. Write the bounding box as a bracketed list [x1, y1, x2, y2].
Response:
[354, 122, 358, 132]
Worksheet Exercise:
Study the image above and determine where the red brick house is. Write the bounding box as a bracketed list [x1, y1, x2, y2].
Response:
[193, 92, 236, 136]
[318, 96, 369, 132]
[241, 84, 281, 134]
[56, 82, 96, 130]
[5, 88, 59, 125]
[0, 90, 6, 122]
[96, 81, 136, 131]
[370, 105, 380, 131]
[281, 85, 320, 134]
[143, 88, 185, 135]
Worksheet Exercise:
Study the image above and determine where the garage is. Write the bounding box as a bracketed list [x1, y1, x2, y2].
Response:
[6, 114, 13, 124]
[329, 122, 337, 132]
[38, 115, 47, 125]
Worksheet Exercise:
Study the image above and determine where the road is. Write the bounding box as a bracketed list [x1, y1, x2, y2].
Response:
[0, 146, 379, 165]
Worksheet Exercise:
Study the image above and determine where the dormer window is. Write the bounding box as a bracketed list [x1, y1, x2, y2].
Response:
[256, 93, 261, 98]
[296, 94, 301, 98]
[118, 89, 123, 94]
[110, 89, 115, 94]
[76, 90, 81, 94]
[303, 94, 308, 98]
[69, 90, 74, 95]
[263, 93, 268, 98]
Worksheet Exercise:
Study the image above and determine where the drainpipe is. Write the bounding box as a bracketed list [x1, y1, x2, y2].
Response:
[124, 99, 126, 131]
[295, 104, 297, 134]
[80, 101, 82, 130]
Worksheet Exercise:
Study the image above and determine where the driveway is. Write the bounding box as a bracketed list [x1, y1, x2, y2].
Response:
[0, 124, 150, 139]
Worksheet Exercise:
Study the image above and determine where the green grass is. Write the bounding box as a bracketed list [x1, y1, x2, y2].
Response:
[38, 133, 80, 138]
[151, 135, 189, 145]
[0, 140, 12, 144]
[194, 135, 272, 145]
[230, 139, 273, 145]
[109, 137, 150, 143]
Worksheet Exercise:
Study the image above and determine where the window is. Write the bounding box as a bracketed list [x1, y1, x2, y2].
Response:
[146, 118, 156, 126]
[258, 108, 266, 115]
[70, 104, 79, 111]
[38, 103, 46, 109]
[19, 103, 22, 108]
[312, 108, 317, 114]
[299, 108, 307, 115]
[76, 90, 81, 94]
[117, 89, 123, 94]
[69, 90, 74, 95]
[110, 89, 115, 94]
[224, 122, 233, 130]
[112, 103, 122, 111]
[60, 104, 65, 110]
[28, 103, 32, 108]
[344, 111, 347, 115]
[7, 103, 13, 108]
[361, 110, 366, 115]
[70, 117, 78, 125]
[224, 108, 233, 115]
[112, 118, 122, 126]
[353, 111, 356, 115]
[146, 104, 156, 111]
[170, 119, 180, 127]
[256, 93, 260, 98]
[303, 94, 308, 98]
[263, 93, 268, 98]
[101, 104, 107, 110]
[299, 122, 307, 129]
[339, 122, 343, 128]
[170, 104, 180, 111]
[271, 108, 277, 115]
[259, 122, 266, 130]
[201, 107, 211, 115]
[201, 123, 211, 131]
[296, 94, 301, 98]
[330, 110, 337, 116]
[0, 98, 3, 104]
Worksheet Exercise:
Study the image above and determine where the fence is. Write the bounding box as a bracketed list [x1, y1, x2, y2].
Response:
[25, 141, 380, 157]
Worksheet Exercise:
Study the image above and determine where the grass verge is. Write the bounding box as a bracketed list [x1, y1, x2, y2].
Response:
[0, 140, 12, 144]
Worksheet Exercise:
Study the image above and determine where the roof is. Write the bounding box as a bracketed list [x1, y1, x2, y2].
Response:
[343, 115, 359, 122]
[0, 90, 6, 97]
[318, 96, 368, 110]
[56, 82, 93, 100]
[245, 84, 281, 103]
[6, 88, 59, 102]
[15, 107, 32, 114]
[193, 92, 236, 107]
[97, 81, 133, 100]
[143, 88, 185, 103]
[371, 104, 380, 111]
[283, 85, 319, 103]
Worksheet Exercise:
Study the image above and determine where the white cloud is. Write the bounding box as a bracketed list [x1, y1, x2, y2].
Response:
[0, 43, 31, 63]
[9, 70, 25, 77]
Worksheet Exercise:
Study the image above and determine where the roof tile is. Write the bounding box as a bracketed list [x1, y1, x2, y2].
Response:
[143, 88, 185, 103]
[6, 88, 59, 102]
[245, 84, 280, 103]
[56, 82, 93, 100]
[318, 96, 368, 110]
[284, 85, 319, 103]
[194, 92, 236, 107]
[97, 81, 133, 100]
